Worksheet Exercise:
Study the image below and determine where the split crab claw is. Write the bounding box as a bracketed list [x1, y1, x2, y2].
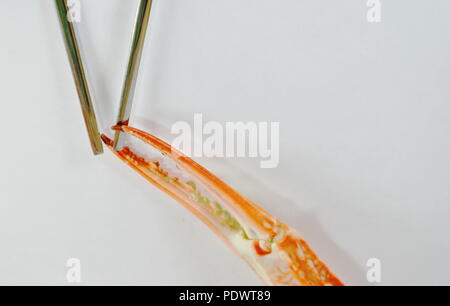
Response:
[102, 125, 343, 286]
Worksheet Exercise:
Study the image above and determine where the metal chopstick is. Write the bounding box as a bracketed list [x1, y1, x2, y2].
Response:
[113, 0, 154, 150]
[55, 0, 103, 155]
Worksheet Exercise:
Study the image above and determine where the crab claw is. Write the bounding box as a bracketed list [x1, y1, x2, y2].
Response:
[101, 126, 343, 286]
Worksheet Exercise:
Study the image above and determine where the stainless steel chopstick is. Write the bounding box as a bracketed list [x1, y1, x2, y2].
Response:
[55, 0, 103, 155]
[113, 0, 154, 150]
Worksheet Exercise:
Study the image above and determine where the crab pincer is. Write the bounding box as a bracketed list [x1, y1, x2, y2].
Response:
[102, 126, 343, 286]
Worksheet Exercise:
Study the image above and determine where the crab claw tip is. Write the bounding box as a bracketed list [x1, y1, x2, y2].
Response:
[100, 134, 114, 147]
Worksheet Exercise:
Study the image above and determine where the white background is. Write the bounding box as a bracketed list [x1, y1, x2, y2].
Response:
[1, 0, 450, 285]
